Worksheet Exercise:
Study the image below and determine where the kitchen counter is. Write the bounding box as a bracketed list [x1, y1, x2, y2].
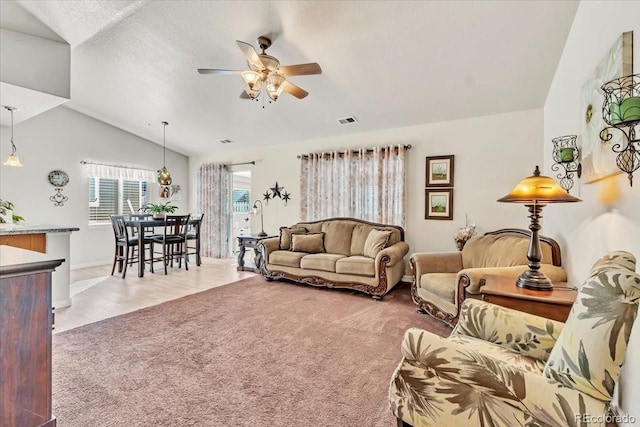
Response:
[0, 223, 80, 235]
[0, 224, 79, 308]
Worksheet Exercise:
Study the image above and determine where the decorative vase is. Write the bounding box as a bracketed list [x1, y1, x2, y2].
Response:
[153, 212, 166, 220]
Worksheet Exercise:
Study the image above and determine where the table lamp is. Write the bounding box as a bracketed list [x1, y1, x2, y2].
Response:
[252, 200, 267, 237]
[498, 166, 580, 290]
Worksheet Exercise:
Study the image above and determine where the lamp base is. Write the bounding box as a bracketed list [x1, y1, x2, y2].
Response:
[516, 269, 553, 291]
[257, 231, 268, 237]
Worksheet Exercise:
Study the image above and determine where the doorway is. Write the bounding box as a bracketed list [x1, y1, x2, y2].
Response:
[231, 170, 251, 255]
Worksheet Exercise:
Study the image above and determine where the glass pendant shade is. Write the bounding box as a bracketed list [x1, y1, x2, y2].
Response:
[158, 166, 172, 185]
[3, 154, 23, 167]
[267, 73, 286, 101]
[3, 106, 23, 167]
[242, 71, 263, 98]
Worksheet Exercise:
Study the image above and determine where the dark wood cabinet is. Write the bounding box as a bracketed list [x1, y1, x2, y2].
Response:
[1, 246, 64, 427]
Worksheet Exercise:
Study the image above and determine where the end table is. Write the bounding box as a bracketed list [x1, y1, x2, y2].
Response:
[237, 234, 276, 272]
[480, 275, 577, 322]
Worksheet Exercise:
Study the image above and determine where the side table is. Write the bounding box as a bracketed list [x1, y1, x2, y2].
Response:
[480, 275, 577, 322]
[237, 234, 277, 272]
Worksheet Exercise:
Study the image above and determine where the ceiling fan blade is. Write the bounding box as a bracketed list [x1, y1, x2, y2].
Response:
[236, 40, 264, 70]
[198, 69, 244, 75]
[279, 63, 322, 76]
[282, 80, 309, 99]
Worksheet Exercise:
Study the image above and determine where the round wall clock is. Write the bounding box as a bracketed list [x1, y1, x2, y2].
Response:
[48, 170, 69, 187]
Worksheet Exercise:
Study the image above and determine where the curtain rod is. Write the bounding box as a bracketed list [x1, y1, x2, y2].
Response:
[80, 160, 156, 172]
[296, 144, 412, 159]
[228, 161, 255, 166]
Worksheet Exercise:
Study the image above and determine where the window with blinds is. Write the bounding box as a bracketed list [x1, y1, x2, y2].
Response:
[88, 177, 149, 224]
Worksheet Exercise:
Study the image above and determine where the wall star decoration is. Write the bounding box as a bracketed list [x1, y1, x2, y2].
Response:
[262, 191, 272, 204]
[282, 191, 291, 205]
[270, 181, 283, 198]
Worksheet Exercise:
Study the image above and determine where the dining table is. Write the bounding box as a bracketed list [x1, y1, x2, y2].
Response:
[124, 217, 197, 278]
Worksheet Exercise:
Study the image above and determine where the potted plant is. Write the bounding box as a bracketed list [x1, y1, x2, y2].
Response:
[143, 201, 178, 219]
[0, 199, 25, 224]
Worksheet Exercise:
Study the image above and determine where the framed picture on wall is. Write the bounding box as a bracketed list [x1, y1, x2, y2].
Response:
[425, 188, 453, 220]
[426, 155, 455, 187]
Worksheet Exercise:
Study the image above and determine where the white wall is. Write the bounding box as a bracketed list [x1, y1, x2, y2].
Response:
[189, 107, 543, 263]
[0, 106, 189, 268]
[544, 1, 640, 424]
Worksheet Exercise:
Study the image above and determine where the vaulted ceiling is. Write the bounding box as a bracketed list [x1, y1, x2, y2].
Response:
[2, 0, 579, 156]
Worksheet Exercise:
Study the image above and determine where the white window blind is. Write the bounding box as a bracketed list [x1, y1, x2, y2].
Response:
[84, 162, 153, 224]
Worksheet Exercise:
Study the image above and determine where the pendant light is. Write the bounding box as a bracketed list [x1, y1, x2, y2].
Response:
[157, 121, 172, 185]
[3, 106, 23, 167]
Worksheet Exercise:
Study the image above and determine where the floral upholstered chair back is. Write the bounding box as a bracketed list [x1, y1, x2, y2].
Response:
[544, 251, 640, 401]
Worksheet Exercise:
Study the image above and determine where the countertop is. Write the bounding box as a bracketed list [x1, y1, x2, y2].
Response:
[0, 224, 80, 235]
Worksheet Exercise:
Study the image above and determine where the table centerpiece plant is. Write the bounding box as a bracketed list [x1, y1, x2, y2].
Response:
[143, 201, 178, 219]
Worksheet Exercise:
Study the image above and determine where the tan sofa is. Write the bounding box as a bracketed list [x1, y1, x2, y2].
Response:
[256, 218, 409, 298]
[410, 228, 566, 326]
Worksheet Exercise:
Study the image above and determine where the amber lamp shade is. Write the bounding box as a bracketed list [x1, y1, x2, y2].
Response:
[498, 166, 580, 290]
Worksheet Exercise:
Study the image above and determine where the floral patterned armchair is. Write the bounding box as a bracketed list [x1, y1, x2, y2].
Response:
[390, 251, 640, 427]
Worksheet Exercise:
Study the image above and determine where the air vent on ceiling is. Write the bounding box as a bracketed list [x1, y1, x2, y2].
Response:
[219, 139, 233, 144]
[337, 116, 358, 125]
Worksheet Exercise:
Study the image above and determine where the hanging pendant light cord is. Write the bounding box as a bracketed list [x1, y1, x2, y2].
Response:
[162, 121, 167, 167]
[10, 109, 17, 155]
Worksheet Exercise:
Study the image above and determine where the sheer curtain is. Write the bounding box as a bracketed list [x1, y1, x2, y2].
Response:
[197, 163, 231, 258]
[300, 145, 406, 227]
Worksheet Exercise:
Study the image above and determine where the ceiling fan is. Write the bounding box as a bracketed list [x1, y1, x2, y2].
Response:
[197, 36, 322, 102]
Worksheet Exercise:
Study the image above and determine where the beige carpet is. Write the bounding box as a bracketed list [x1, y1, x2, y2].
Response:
[52, 276, 451, 426]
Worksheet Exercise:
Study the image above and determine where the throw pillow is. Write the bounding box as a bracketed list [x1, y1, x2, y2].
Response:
[543, 251, 640, 401]
[363, 229, 392, 258]
[291, 233, 325, 254]
[279, 226, 308, 250]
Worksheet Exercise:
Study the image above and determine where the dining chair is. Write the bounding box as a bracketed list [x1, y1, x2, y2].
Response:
[149, 214, 191, 274]
[186, 213, 204, 266]
[109, 215, 147, 279]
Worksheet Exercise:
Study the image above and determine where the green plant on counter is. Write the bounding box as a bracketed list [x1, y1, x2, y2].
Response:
[143, 201, 178, 214]
[0, 199, 25, 223]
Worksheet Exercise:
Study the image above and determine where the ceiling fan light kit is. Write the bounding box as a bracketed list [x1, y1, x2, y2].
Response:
[198, 35, 322, 106]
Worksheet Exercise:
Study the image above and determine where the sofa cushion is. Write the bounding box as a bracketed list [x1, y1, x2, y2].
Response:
[291, 233, 325, 254]
[335, 256, 375, 277]
[279, 226, 308, 250]
[300, 253, 345, 272]
[419, 273, 457, 302]
[269, 250, 307, 268]
[350, 224, 375, 256]
[321, 221, 356, 256]
[364, 229, 391, 258]
[297, 222, 323, 233]
[544, 251, 640, 402]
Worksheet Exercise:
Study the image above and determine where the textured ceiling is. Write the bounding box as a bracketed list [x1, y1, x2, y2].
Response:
[5, 0, 579, 156]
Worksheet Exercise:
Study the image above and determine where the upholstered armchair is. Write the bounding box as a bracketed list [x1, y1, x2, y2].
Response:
[410, 229, 567, 326]
[390, 251, 640, 427]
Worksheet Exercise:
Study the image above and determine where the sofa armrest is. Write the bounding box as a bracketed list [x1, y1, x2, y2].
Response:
[257, 237, 279, 264]
[377, 241, 409, 267]
[451, 299, 565, 362]
[410, 252, 462, 278]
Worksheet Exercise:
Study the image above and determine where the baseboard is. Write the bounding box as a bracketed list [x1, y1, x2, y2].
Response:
[54, 298, 71, 309]
[71, 259, 112, 270]
[401, 275, 412, 284]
